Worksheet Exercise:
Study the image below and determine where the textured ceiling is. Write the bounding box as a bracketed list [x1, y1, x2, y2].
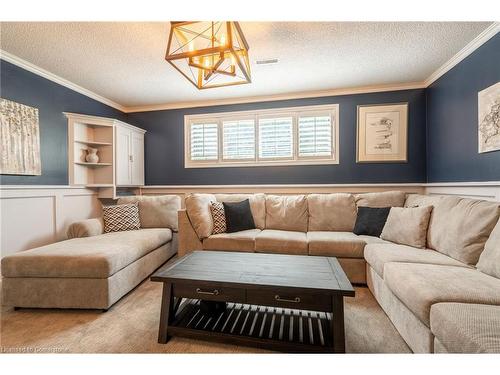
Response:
[0, 22, 493, 108]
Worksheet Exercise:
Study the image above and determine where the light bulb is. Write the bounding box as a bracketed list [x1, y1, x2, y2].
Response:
[204, 58, 211, 68]
[188, 41, 194, 52]
[230, 54, 236, 66]
[220, 34, 226, 46]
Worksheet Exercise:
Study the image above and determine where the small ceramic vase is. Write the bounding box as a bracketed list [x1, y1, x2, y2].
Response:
[85, 147, 99, 163]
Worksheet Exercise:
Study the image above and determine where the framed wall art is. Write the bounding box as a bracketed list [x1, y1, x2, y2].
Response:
[356, 102, 408, 163]
[478, 81, 500, 154]
[0, 98, 41, 175]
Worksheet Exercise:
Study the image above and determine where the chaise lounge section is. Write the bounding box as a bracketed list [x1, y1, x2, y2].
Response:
[1, 195, 181, 310]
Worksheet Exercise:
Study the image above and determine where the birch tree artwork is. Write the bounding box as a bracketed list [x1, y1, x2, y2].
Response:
[0, 98, 41, 175]
[478, 82, 500, 153]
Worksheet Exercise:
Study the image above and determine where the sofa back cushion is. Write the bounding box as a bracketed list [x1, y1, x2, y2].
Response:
[425, 196, 500, 265]
[118, 195, 181, 231]
[265, 195, 308, 232]
[405, 193, 443, 208]
[476, 219, 500, 279]
[307, 193, 357, 231]
[381, 206, 433, 248]
[185, 193, 216, 239]
[355, 191, 406, 208]
[214, 193, 266, 229]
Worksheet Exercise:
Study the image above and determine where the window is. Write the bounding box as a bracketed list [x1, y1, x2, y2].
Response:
[222, 119, 255, 160]
[258, 117, 293, 159]
[189, 122, 218, 161]
[185, 104, 339, 168]
[298, 114, 332, 157]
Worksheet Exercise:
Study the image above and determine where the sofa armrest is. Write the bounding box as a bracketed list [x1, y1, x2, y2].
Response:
[67, 218, 104, 239]
[178, 209, 203, 257]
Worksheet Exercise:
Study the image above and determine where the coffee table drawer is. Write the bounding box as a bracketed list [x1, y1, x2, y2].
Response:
[247, 289, 331, 311]
[173, 283, 246, 303]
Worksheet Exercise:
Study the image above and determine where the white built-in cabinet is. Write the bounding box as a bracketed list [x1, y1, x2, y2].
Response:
[66, 112, 146, 199]
[115, 124, 145, 186]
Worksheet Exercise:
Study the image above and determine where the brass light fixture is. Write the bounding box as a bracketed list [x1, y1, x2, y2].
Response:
[165, 21, 251, 90]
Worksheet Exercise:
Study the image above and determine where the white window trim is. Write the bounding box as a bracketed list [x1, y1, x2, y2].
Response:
[184, 104, 340, 168]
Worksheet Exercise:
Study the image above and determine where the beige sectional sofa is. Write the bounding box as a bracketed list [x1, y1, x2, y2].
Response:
[1, 195, 181, 310]
[179, 191, 500, 353]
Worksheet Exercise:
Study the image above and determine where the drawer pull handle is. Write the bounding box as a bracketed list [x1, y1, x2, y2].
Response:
[196, 288, 219, 296]
[275, 295, 301, 303]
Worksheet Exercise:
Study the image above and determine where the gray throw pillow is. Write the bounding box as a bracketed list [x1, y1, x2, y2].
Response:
[380, 206, 433, 248]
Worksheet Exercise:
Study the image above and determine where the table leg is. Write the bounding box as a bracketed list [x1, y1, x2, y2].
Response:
[158, 282, 174, 344]
[331, 295, 346, 353]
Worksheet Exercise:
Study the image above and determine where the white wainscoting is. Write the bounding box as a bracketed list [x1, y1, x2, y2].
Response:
[139, 182, 500, 206]
[1, 181, 497, 259]
[0, 186, 101, 259]
[424, 181, 500, 202]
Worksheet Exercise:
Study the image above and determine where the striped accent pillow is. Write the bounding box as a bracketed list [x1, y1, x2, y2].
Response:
[102, 202, 141, 233]
[210, 201, 227, 234]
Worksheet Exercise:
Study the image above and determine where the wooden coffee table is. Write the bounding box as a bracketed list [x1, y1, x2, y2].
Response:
[151, 251, 355, 353]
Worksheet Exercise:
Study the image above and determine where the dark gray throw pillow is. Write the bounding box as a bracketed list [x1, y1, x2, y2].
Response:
[353, 206, 391, 237]
[222, 199, 256, 233]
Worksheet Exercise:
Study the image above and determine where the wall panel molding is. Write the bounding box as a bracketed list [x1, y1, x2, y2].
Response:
[0, 186, 101, 258]
[140, 181, 500, 202]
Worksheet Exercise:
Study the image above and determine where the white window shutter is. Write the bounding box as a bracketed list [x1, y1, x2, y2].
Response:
[190, 123, 218, 160]
[258, 117, 293, 159]
[298, 115, 332, 157]
[222, 119, 255, 160]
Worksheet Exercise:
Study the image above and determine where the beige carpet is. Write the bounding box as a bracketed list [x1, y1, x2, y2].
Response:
[0, 277, 410, 353]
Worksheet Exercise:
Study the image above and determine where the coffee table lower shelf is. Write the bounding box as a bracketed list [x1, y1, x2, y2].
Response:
[165, 298, 336, 353]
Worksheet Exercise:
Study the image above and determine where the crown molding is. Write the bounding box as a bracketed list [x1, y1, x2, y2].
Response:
[0, 50, 126, 112]
[424, 22, 499, 87]
[123, 82, 426, 113]
[1, 22, 498, 113]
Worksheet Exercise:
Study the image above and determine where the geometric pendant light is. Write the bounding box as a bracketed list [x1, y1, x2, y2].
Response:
[165, 21, 251, 89]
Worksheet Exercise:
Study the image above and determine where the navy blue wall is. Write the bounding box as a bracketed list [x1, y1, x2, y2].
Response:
[426, 34, 500, 182]
[129, 89, 427, 185]
[4, 32, 497, 186]
[0, 60, 128, 185]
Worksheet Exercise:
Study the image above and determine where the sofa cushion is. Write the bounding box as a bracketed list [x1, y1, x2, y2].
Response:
[307, 193, 357, 231]
[203, 229, 260, 253]
[185, 193, 216, 239]
[425, 196, 500, 265]
[404, 193, 443, 208]
[355, 191, 406, 208]
[384, 263, 500, 326]
[430, 303, 500, 353]
[380, 206, 433, 248]
[118, 195, 181, 231]
[307, 231, 384, 258]
[265, 195, 308, 232]
[476, 219, 500, 279]
[214, 193, 266, 229]
[1, 228, 172, 279]
[255, 229, 308, 255]
[364, 243, 469, 278]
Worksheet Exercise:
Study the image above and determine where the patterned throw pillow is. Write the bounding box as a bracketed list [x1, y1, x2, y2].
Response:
[102, 202, 141, 233]
[210, 201, 227, 234]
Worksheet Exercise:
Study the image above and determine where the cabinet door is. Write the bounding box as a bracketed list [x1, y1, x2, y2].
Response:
[131, 131, 145, 186]
[116, 126, 132, 186]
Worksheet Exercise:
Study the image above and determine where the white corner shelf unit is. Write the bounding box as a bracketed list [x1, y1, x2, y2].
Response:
[65, 112, 146, 199]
